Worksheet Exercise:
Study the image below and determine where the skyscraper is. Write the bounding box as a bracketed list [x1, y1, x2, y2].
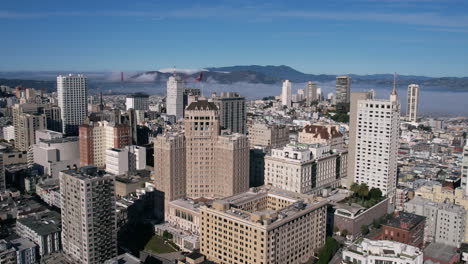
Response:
[344, 91, 375, 188]
[166, 75, 184, 120]
[281, 80, 292, 108]
[125, 93, 149, 111]
[12, 104, 47, 152]
[305, 81, 318, 106]
[57, 74, 88, 136]
[406, 84, 420, 122]
[350, 90, 400, 196]
[210, 92, 246, 134]
[462, 142, 468, 195]
[335, 75, 351, 110]
[60, 166, 117, 264]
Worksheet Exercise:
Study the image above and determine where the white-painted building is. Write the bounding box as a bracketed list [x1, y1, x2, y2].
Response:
[105, 145, 146, 175]
[125, 93, 149, 111]
[281, 80, 292, 108]
[57, 74, 88, 135]
[406, 84, 420, 122]
[32, 136, 80, 178]
[2, 125, 15, 142]
[166, 75, 184, 120]
[351, 90, 400, 196]
[342, 239, 423, 264]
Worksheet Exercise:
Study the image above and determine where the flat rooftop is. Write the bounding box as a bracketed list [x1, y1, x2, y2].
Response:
[384, 211, 425, 231]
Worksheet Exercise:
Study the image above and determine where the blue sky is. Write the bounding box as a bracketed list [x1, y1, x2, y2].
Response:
[1, 0, 468, 76]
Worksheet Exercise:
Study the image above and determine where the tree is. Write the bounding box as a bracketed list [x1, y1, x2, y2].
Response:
[333, 226, 339, 233]
[361, 225, 369, 235]
[341, 229, 348, 237]
[350, 183, 360, 194]
[357, 183, 369, 199]
[368, 188, 382, 200]
[162, 230, 173, 240]
[317, 237, 340, 264]
[372, 219, 380, 229]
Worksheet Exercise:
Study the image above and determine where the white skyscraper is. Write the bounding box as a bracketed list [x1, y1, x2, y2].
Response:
[57, 74, 88, 136]
[281, 80, 292, 107]
[406, 84, 420, 122]
[352, 89, 400, 197]
[305, 81, 317, 106]
[166, 75, 184, 120]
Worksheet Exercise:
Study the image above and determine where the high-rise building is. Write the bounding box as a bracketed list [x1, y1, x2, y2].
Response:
[79, 121, 131, 167]
[344, 91, 375, 188]
[462, 142, 468, 195]
[350, 90, 400, 196]
[154, 132, 186, 202]
[0, 154, 4, 192]
[60, 166, 117, 264]
[200, 187, 328, 264]
[185, 101, 249, 199]
[281, 80, 292, 108]
[57, 74, 88, 136]
[125, 93, 149, 111]
[12, 104, 47, 152]
[210, 92, 246, 134]
[44, 105, 62, 133]
[406, 84, 420, 122]
[248, 122, 289, 149]
[166, 75, 184, 120]
[335, 75, 351, 110]
[305, 81, 318, 106]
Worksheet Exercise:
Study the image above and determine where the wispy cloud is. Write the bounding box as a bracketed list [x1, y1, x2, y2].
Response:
[1, 5, 467, 32]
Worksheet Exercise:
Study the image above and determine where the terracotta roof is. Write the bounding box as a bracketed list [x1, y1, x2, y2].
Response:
[186, 100, 218, 111]
[301, 125, 342, 140]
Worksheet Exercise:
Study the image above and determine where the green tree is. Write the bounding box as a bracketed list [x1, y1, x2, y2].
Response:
[372, 219, 381, 229]
[361, 225, 369, 235]
[317, 237, 340, 264]
[368, 188, 382, 200]
[357, 183, 369, 199]
[350, 183, 360, 194]
[162, 230, 173, 240]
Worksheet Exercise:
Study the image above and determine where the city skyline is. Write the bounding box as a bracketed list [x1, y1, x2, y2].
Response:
[1, 0, 468, 76]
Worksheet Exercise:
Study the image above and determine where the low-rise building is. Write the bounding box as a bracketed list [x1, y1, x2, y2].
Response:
[248, 122, 289, 148]
[105, 145, 146, 176]
[342, 239, 423, 264]
[298, 124, 344, 149]
[10, 237, 38, 264]
[380, 211, 425, 248]
[200, 186, 328, 264]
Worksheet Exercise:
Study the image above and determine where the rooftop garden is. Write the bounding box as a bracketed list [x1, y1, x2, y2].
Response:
[345, 183, 385, 208]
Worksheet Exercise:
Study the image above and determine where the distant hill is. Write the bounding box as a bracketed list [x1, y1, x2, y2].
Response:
[0, 78, 55, 92]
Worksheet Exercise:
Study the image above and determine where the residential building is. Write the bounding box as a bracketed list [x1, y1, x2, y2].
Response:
[153, 132, 186, 202]
[462, 142, 468, 194]
[32, 136, 79, 178]
[2, 125, 15, 142]
[0, 239, 17, 264]
[166, 75, 185, 120]
[12, 103, 47, 152]
[16, 211, 62, 256]
[249, 147, 266, 187]
[185, 101, 249, 199]
[9, 238, 37, 264]
[405, 196, 466, 247]
[343, 90, 374, 188]
[248, 122, 289, 148]
[125, 93, 149, 111]
[265, 143, 347, 194]
[407, 84, 420, 122]
[281, 80, 292, 108]
[305, 81, 317, 106]
[298, 124, 344, 149]
[60, 166, 117, 264]
[210, 92, 246, 134]
[342, 239, 423, 264]
[350, 90, 400, 197]
[57, 74, 88, 136]
[380, 211, 425, 248]
[200, 187, 328, 264]
[79, 121, 131, 167]
[105, 145, 146, 175]
[335, 75, 351, 108]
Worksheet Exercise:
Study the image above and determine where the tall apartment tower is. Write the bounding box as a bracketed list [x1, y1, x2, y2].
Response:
[184, 101, 249, 198]
[166, 75, 185, 120]
[0, 155, 4, 192]
[351, 90, 400, 196]
[344, 91, 375, 188]
[57, 74, 88, 136]
[462, 142, 468, 195]
[60, 166, 117, 264]
[281, 80, 292, 108]
[406, 84, 420, 122]
[336, 75, 351, 109]
[126, 93, 149, 111]
[79, 121, 131, 167]
[12, 104, 47, 152]
[154, 132, 186, 202]
[185, 101, 220, 198]
[210, 92, 246, 134]
[305, 81, 318, 106]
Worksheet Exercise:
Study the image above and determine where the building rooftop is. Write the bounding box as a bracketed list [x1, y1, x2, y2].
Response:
[61, 166, 111, 180]
[384, 211, 425, 231]
[301, 124, 343, 140]
[126, 92, 149, 98]
[423, 243, 458, 263]
[186, 100, 218, 111]
[17, 211, 61, 236]
[10, 237, 36, 251]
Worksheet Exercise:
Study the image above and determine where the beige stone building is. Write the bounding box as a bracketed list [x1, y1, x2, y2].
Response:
[12, 104, 47, 152]
[298, 124, 343, 149]
[265, 143, 347, 194]
[248, 122, 289, 148]
[153, 132, 186, 202]
[200, 186, 327, 264]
